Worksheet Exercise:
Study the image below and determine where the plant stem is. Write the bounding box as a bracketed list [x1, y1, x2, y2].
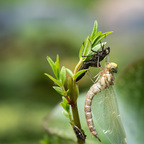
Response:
[72, 59, 85, 144]
[71, 102, 81, 128]
[74, 58, 83, 75]
[71, 100, 84, 144]
[67, 75, 84, 144]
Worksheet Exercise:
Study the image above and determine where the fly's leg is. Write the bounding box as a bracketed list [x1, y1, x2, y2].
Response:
[94, 66, 104, 83]
[94, 72, 101, 83]
[97, 51, 100, 68]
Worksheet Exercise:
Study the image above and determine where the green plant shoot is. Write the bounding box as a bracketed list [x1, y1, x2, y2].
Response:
[45, 20, 113, 144]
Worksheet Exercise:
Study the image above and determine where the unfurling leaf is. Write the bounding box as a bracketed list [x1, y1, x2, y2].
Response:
[92, 31, 102, 46]
[61, 96, 70, 112]
[73, 69, 88, 80]
[79, 44, 84, 59]
[62, 110, 69, 118]
[82, 35, 91, 59]
[91, 20, 98, 39]
[60, 66, 66, 85]
[53, 86, 64, 95]
[55, 55, 60, 79]
[46, 56, 57, 78]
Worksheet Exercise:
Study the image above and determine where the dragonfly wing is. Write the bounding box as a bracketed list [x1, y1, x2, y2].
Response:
[91, 86, 127, 144]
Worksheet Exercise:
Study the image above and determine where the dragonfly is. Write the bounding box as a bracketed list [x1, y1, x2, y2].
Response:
[84, 62, 127, 143]
[76, 44, 110, 82]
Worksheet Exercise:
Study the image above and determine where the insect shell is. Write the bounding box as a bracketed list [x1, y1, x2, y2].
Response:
[84, 62, 118, 142]
[76, 47, 110, 82]
[73, 125, 86, 142]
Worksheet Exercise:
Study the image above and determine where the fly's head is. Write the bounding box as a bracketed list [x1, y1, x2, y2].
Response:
[106, 62, 118, 73]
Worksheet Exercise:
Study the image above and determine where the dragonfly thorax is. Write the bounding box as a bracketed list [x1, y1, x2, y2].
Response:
[100, 70, 114, 88]
[99, 62, 118, 87]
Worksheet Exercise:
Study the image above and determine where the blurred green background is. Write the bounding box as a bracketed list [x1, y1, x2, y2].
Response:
[0, 0, 144, 144]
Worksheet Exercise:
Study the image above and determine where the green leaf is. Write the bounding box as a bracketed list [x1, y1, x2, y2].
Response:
[62, 110, 69, 118]
[73, 69, 88, 80]
[60, 102, 70, 113]
[46, 56, 57, 78]
[63, 89, 69, 96]
[65, 104, 70, 112]
[62, 96, 68, 104]
[53, 86, 64, 95]
[81, 36, 90, 57]
[79, 44, 84, 59]
[94, 35, 106, 45]
[55, 55, 60, 79]
[92, 31, 102, 46]
[82, 35, 93, 61]
[93, 31, 113, 46]
[61, 96, 70, 112]
[44, 73, 63, 87]
[101, 31, 113, 37]
[60, 66, 66, 85]
[66, 68, 74, 78]
[59, 96, 70, 120]
[60, 102, 66, 110]
[91, 20, 98, 39]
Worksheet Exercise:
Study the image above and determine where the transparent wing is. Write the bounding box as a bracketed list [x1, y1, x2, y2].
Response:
[91, 86, 127, 144]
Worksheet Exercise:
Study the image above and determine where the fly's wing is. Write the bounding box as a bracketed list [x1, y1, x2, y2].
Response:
[91, 86, 127, 144]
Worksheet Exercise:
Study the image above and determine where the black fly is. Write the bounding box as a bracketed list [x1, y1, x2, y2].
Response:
[76, 43, 110, 81]
[73, 125, 86, 142]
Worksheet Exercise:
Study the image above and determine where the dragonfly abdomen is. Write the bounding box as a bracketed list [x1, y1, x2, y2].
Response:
[84, 82, 102, 142]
